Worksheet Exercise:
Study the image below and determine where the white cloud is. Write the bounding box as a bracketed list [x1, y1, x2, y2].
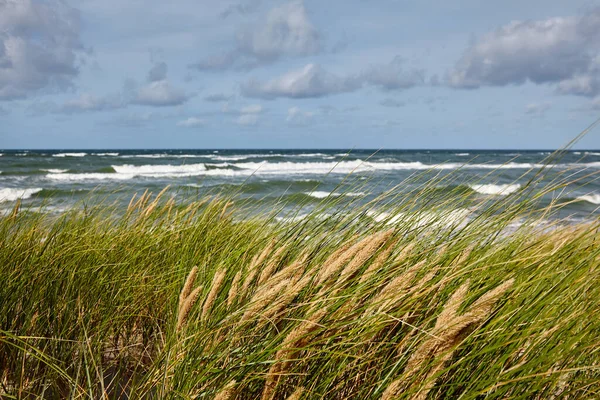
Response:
[193, 1, 321, 70]
[447, 9, 600, 97]
[524, 102, 551, 116]
[242, 63, 361, 99]
[362, 56, 425, 90]
[236, 113, 259, 126]
[177, 117, 205, 127]
[286, 106, 314, 125]
[132, 80, 189, 106]
[60, 93, 124, 113]
[240, 104, 263, 114]
[0, 0, 86, 100]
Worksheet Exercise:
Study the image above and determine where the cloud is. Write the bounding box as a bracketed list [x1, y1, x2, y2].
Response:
[524, 102, 551, 116]
[236, 113, 259, 126]
[447, 9, 600, 97]
[240, 104, 263, 113]
[147, 61, 168, 82]
[242, 63, 361, 99]
[132, 80, 190, 106]
[362, 56, 425, 90]
[286, 106, 314, 125]
[219, 0, 261, 19]
[0, 0, 86, 100]
[379, 98, 406, 107]
[177, 117, 205, 127]
[59, 93, 124, 113]
[192, 1, 321, 70]
[204, 93, 233, 102]
[234, 102, 264, 125]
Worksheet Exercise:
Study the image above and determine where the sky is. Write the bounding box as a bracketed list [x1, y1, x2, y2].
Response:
[1, 0, 600, 149]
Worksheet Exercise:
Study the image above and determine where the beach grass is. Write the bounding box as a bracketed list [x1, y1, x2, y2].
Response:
[0, 164, 599, 399]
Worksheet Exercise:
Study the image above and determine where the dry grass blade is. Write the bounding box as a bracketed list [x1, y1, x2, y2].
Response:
[258, 244, 289, 286]
[214, 380, 236, 400]
[228, 271, 242, 307]
[384, 278, 515, 400]
[242, 239, 277, 294]
[336, 230, 394, 287]
[177, 286, 201, 331]
[286, 387, 304, 400]
[179, 266, 198, 313]
[262, 310, 327, 400]
[202, 268, 227, 320]
[316, 234, 374, 286]
[240, 279, 291, 323]
[359, 237, 399, 284]
[367, 260, 426, 315]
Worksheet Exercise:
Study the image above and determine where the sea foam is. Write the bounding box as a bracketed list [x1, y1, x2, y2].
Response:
[53, 152, 87, 157]
[469, 184, 521, 195]
[576, 194, 600, 205]
[0, 188, 43, 202]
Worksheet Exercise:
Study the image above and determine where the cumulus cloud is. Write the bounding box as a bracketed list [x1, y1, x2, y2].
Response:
[286, 106, 314, 125]
[236, 113, 259, 126]
[234, 102, 264, 125]
[242, 63, 361, 99]
[447, 9, 600, 97]
[240, 104, 263, 113]
[59, 93, 124, 113]
[128, 62, 190, 107]
[147, 61, 168, 82]
[0, 0, 86, 100]
[362, 56, 425, 90]
[192, 1, 321, 70]
[177, 117, 205, 127]
[132, 80, 189, 106]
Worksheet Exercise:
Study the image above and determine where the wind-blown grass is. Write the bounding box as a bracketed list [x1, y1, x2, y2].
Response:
[0, 158, 599, 399]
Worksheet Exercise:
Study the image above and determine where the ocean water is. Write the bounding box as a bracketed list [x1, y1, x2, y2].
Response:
[1, 149, 600, 223]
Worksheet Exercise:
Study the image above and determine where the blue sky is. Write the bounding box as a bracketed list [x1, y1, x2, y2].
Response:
[1, 0, 600, 149]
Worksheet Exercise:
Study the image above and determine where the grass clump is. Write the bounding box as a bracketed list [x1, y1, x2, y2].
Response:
[0, 175, 599, 399]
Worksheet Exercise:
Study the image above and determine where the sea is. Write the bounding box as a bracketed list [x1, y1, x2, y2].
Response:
[1, 149, 600, 224]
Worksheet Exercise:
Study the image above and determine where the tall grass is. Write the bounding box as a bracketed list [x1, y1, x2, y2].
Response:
[0, 162, 599, 399]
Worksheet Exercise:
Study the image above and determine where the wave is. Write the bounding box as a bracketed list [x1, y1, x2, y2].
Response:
[304, 191, 367, 199]
[576, 193, 600, 205]
[93, 152, 119, 156]
[0, 188, 43, 202]
[120, 154, 201, 159]
[455, 153, 470, 156]
[585, 152, 600, 156]
[40, 158, 600, 183]
[53, 152, 88, 157]
[43, 168, 68, 174]
[367, 208, 471, 229]
[469, 184, 521, 195]
[40, 160, 558, 182]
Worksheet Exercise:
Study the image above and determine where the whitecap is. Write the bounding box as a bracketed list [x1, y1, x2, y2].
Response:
[576, 193, 600, 205]
[43, 169, 68, 174]
[470, 184, 521, 195]
[53, 152, 87, 157]
[304, 191, 366, 199]
[0, 188, 43, 202]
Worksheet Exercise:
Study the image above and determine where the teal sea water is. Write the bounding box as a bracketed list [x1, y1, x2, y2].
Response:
[1, 149, 600, 223]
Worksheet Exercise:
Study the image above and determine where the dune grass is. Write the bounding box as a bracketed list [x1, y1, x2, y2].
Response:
[0, 164, 599, 399]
